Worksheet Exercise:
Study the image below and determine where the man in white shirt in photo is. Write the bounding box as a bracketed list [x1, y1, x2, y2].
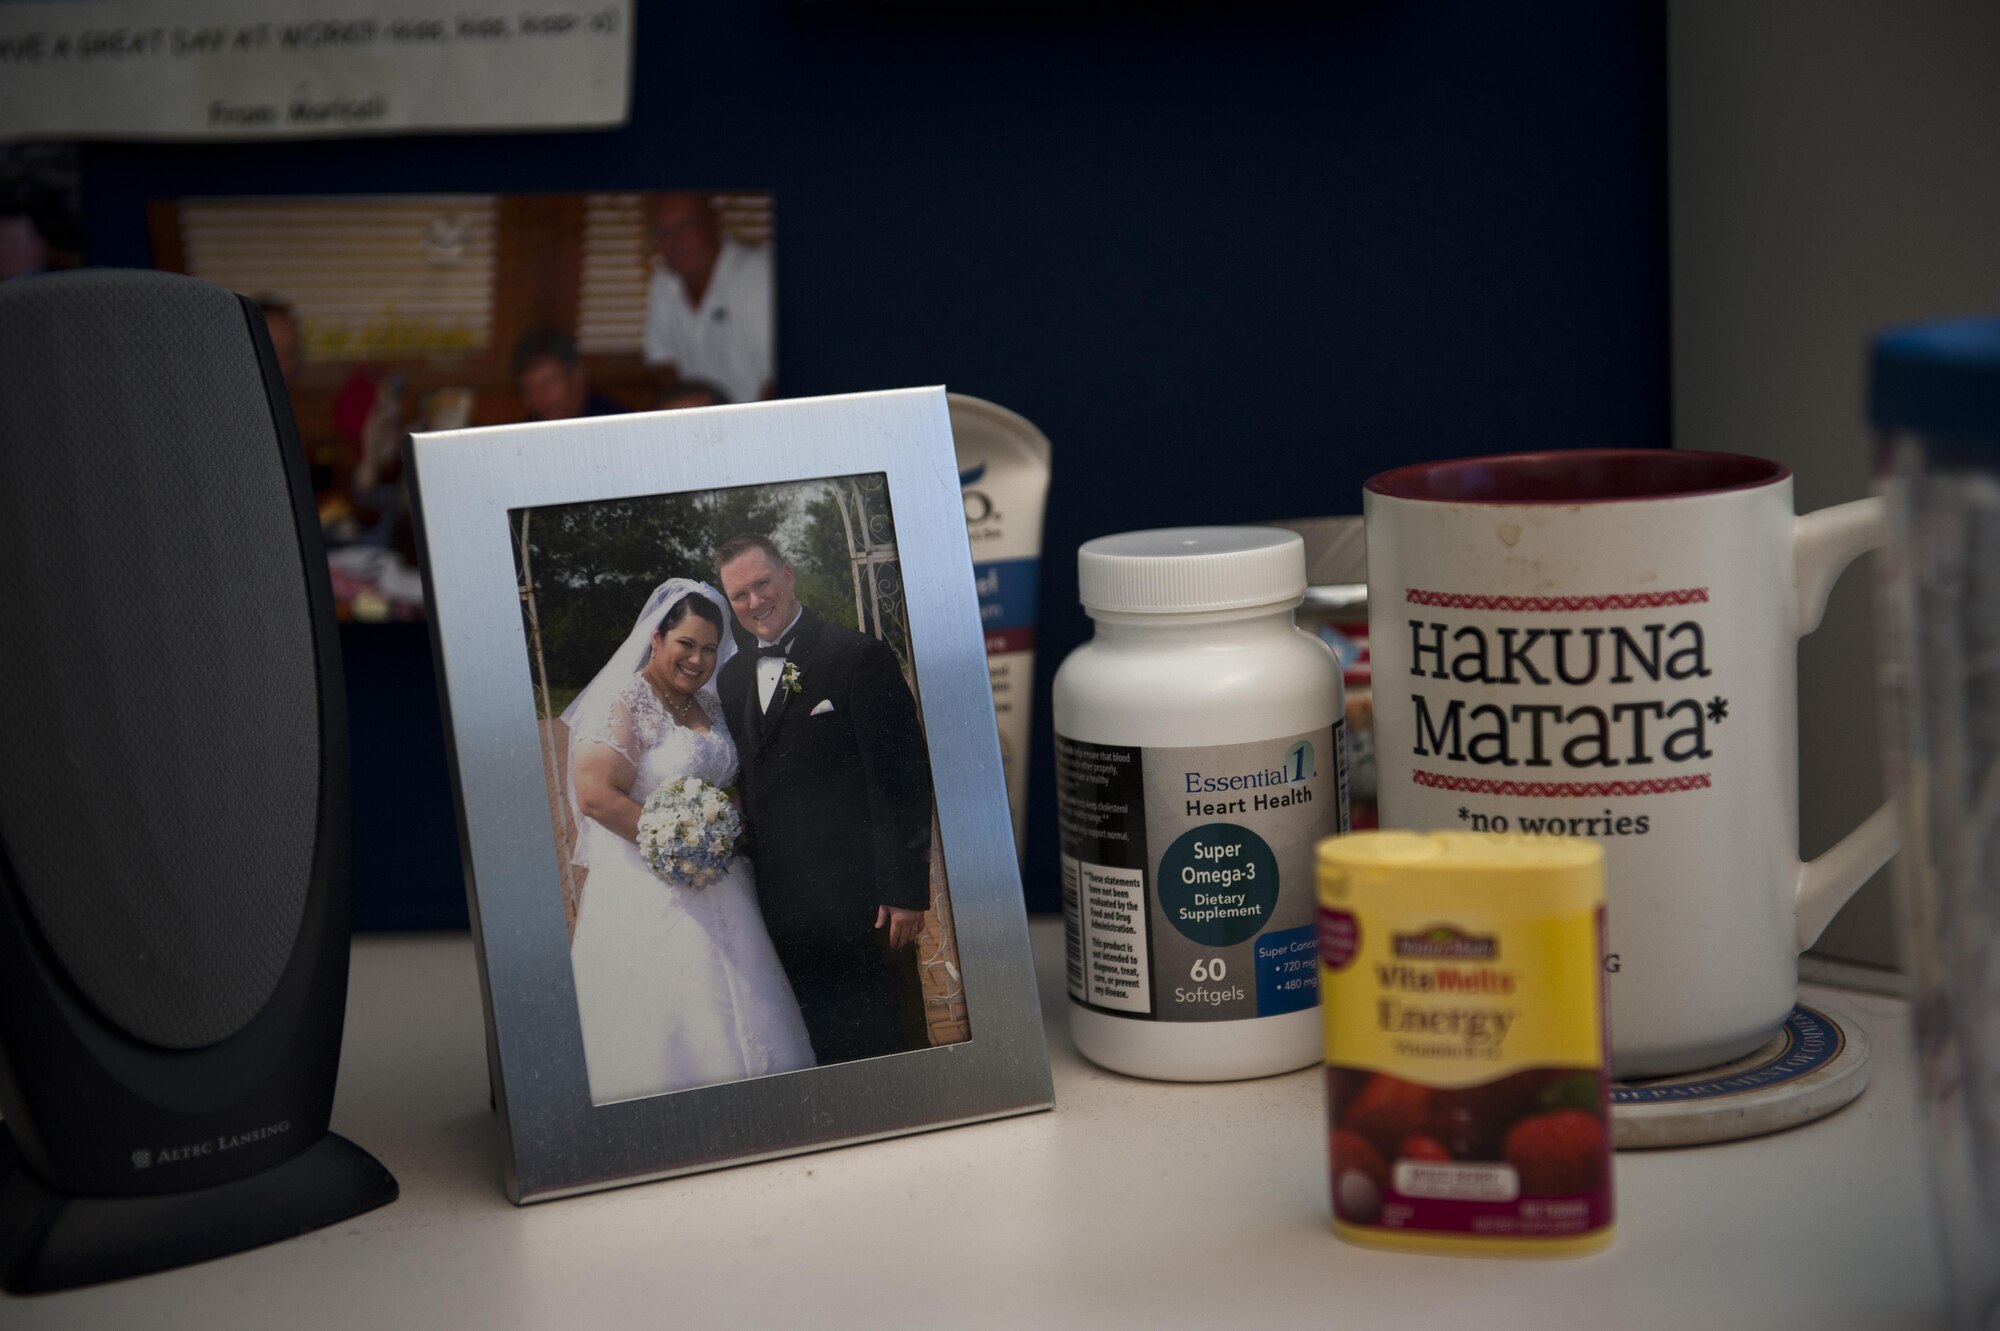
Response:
[642, 193, 774, 406]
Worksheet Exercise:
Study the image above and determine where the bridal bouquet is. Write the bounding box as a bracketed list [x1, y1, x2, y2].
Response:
[636, 777, 743, 889]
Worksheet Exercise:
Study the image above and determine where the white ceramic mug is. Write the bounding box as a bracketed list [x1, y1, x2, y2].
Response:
[1363, 450, 1897, 1078]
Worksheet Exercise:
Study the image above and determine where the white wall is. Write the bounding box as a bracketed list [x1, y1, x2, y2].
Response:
[1669, 2, 2000, 969]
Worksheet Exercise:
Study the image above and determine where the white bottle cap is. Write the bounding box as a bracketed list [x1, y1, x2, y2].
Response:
[1077, 526, 1307, 614]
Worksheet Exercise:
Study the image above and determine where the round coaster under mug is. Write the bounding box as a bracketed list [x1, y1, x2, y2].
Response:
[1611, 1002, 1871, 1149]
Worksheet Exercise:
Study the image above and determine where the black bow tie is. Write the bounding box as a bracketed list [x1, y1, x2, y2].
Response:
[756, 639, 793, 660]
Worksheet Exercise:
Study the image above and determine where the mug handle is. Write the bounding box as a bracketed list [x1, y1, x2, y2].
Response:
[1791, 495, 1899, 950]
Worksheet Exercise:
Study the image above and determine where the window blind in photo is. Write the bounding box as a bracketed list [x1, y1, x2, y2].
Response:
[177, 196, 499, 361]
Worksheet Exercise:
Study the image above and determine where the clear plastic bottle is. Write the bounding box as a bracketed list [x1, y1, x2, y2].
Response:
[1871, 315, 2000, 1327]
[1053, 527, 1348, 1080]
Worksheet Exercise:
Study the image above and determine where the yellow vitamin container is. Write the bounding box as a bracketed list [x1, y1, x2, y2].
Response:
[1317, 831, 1613, 1256]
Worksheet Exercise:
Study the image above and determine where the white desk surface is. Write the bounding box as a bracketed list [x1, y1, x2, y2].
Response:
[14, 918, 1947, 1329]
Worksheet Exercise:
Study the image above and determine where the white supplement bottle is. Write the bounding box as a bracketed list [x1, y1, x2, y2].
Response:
[1054, 527, 1348, 1080]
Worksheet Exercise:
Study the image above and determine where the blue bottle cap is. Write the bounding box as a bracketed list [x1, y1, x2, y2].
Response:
[1870, 315, 2000, 447]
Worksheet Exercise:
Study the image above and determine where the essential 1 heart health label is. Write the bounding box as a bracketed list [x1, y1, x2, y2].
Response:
[1058, 731, 1341, 1024]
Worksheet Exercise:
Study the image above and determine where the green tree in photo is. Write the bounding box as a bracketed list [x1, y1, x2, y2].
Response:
[514, 477, 906, 706]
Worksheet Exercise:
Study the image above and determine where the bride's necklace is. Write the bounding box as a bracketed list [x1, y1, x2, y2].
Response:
[645, 672, 701, 721]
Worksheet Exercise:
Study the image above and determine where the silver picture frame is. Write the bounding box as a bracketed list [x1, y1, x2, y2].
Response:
[409, 386, 1052, 1203]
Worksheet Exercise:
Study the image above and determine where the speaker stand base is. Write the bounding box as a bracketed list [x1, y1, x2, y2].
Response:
[0, 1126, 398, 1294]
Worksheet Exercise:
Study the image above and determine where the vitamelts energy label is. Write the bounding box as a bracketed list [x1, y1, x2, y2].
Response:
[1057, 727, 1346, 1021]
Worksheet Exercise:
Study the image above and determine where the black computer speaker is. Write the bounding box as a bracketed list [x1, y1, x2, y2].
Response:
[0, 270, 397, 1293]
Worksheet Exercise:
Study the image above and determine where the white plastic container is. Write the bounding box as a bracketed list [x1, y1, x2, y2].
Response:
[947, 393, 1052, 864]
[1053, 527, 1348, 1080]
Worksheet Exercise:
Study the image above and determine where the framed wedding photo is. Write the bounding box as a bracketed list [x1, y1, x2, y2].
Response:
[409, 387, 1052, 1202]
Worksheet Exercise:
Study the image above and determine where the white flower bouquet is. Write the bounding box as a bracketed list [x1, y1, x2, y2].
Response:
[636, 776, 743, 888]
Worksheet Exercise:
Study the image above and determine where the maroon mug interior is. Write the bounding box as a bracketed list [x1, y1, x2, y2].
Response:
[1365, 449, 1789, 504]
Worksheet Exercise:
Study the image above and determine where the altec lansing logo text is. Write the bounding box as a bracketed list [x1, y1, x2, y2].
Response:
[1393, 926, 1498, 961]
[130, 1119, 291, 1169]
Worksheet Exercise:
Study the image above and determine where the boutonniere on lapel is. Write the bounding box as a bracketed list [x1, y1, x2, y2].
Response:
[780, 661, 803, 698]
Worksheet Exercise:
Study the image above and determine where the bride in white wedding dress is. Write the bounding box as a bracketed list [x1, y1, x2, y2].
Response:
[562, 579, 814, 1104]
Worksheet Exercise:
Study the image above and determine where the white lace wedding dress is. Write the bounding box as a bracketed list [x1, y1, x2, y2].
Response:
[569, 676, 815, 1104]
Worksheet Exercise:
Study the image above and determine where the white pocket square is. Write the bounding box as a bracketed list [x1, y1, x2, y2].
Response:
[810, 699, 835, 716]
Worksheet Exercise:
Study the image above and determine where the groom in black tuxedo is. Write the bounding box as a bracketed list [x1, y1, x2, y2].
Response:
[713, 533, 934, 1064]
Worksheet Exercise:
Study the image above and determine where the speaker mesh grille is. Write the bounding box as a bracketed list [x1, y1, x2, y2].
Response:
[0, 271, 319, 1050]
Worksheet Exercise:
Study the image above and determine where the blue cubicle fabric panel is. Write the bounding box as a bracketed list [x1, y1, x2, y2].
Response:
[337, 624, 468, 931]
[79, 3, 1667, 922]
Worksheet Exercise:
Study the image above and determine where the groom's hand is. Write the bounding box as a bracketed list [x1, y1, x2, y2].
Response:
[875, 904, 925, 949]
